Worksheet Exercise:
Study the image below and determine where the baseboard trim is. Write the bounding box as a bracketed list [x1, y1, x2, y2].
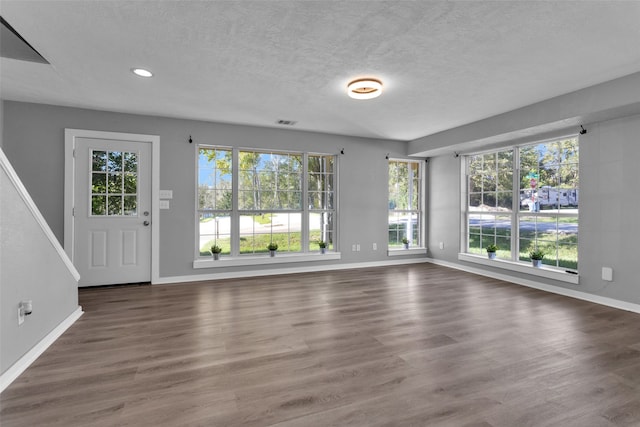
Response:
[0, 306, 84, 393]
[427, 258, 640, 314]
[154, 257, 430, 284]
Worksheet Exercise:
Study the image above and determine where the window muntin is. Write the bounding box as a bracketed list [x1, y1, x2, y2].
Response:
[388, 160, 422, 248]
[91, 150, 138, 216]
[465, 137, 579, 270]
[197, 147, 337, 257]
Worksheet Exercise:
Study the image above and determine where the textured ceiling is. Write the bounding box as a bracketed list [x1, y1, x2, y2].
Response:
[1, 1, 639, 141]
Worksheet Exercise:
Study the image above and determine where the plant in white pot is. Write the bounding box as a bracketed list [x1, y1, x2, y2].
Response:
[402, 237, 410, 249]
[318, 240, 327, 254]
[267, 242, 278, 257]
[529, 249, 545, 267]
[211, 244, 222, 261]
[485, 244, 498, 260]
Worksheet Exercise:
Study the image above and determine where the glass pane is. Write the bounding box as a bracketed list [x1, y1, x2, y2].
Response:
[91, 195, 106, 215]
[309, 212, 333, 251]
[108, 173, 123, 194]
[123, 152, 137, 173]
[482, 175, 496, 192]
[92, 151, 107, 171]
[482, 192, 496, 208]
[469, 175, 482, 193]
[215, 189, 232, 210]
[108, 151, 123, 172]
[469, 193, 482, 209]
[199, 213, 231, 256]
[199, 189, 216, 210]
[123, 173, 137, 194]
[123, 196, 137, 216]
[497, 191, 512, 210]
[107, 196, 122, 215]
[92, 173, 106, 193]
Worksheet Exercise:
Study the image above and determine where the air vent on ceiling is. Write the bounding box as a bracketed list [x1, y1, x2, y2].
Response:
[0, 16, 49, 64]
[276, 120, 297, 126]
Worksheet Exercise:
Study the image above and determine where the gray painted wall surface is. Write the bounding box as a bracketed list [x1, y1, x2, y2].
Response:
[427, 112, 640, 305]
[1, 162, 78, 374]
[2, 101, 423, 280]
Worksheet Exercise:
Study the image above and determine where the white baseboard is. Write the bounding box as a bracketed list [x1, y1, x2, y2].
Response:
[0, 306, 84, 393]
[427, 258, 640, 314]
[154, 257, 429, 285]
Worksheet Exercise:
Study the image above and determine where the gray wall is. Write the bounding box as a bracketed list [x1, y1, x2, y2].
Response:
[426, 112, 640, 305]
[1, 156, 79, 374]
[2, 101, 424, 280]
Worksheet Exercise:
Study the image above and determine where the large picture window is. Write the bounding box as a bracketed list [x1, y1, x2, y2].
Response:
[197, 147, 336, 257]
[388, 159, 423, 248]
[466, 137, 579, 270]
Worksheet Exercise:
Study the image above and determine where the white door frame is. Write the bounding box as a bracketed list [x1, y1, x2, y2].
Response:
[64, 129, 160, 284]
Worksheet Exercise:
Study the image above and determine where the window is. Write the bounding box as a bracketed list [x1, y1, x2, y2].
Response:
[91, 150, 138, 216]
[466, 137, 579, 270]
[388, 159, 423, 248]
[197, 147, 336, 257]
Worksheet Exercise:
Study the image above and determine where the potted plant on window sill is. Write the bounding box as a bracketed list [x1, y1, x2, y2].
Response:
[486, 244, 498, 260]
[402, 237, 410, 249]
[211, 244, 222, 261]
[318, 240, 327, 254]
[267, 242, 278, 257]
[530, 249, 545, 267]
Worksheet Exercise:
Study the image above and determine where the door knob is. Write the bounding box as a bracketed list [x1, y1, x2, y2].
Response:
[143, 220, 150, 226]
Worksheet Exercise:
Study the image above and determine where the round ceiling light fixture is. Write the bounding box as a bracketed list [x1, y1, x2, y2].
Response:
[347, 78, 383, 100]
[131, 68, 153, 78]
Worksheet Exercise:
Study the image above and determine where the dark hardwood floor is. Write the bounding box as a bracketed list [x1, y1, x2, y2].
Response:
[2, 263, 640, 426]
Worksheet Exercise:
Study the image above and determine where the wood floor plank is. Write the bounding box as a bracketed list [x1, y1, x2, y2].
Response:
[2, 263, 640, 426]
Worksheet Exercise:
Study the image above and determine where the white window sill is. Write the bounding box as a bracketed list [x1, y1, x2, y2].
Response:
[194, 252, 342, 269]
[388, 247, 428, 257]
[457, 253, 579, 285]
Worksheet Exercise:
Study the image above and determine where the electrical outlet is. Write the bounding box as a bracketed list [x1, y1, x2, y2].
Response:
[439, 242, 444, 250]
[373, 243, 377, 250]
[602, 267, 613, 281]
[356, 244, 361, 251]
[352, 244, 356, 251]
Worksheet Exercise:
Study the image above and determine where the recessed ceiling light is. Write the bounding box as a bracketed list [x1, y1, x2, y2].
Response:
[132, 68, 153, 78]
[347, 78, 382, 100]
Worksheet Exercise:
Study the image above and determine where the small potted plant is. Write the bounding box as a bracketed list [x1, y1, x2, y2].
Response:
[318, 240, 327, 254]
[401, 237, 410, 249]
[486, 244, 498, 260]
[211, 244, 222, 261]
[267, 242, 278, 257]
[529, 249, 545, 267]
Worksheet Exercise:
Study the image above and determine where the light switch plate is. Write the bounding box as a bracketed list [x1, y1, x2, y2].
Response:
[159, 190, 173, 199]
[159, 200, 170, 209]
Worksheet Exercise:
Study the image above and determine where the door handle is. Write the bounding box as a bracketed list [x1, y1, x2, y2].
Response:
[143, 220, 150, 226]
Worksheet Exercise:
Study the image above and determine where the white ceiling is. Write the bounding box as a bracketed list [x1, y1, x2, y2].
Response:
[1, 1, 639, 142]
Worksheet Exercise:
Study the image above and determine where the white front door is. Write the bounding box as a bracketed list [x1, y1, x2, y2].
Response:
[72, 137, 152, 286]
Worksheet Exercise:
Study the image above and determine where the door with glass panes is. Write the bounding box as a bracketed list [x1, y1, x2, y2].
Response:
[73, 138, 151, 286]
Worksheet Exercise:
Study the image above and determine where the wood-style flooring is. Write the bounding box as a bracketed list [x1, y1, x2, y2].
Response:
[2, 263, 640, 426]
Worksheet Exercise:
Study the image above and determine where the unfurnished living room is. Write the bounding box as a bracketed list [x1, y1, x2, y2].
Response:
[1, 1, 640, 426]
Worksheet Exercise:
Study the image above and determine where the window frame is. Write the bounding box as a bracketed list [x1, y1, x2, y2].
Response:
[195, 145, 339, 264]
[461, 135, 579, 279]
[387, 158, 426, 254]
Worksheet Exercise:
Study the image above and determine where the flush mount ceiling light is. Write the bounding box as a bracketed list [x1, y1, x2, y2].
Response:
[131, 68, 153, 78]
[347, 78, 382, 100]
